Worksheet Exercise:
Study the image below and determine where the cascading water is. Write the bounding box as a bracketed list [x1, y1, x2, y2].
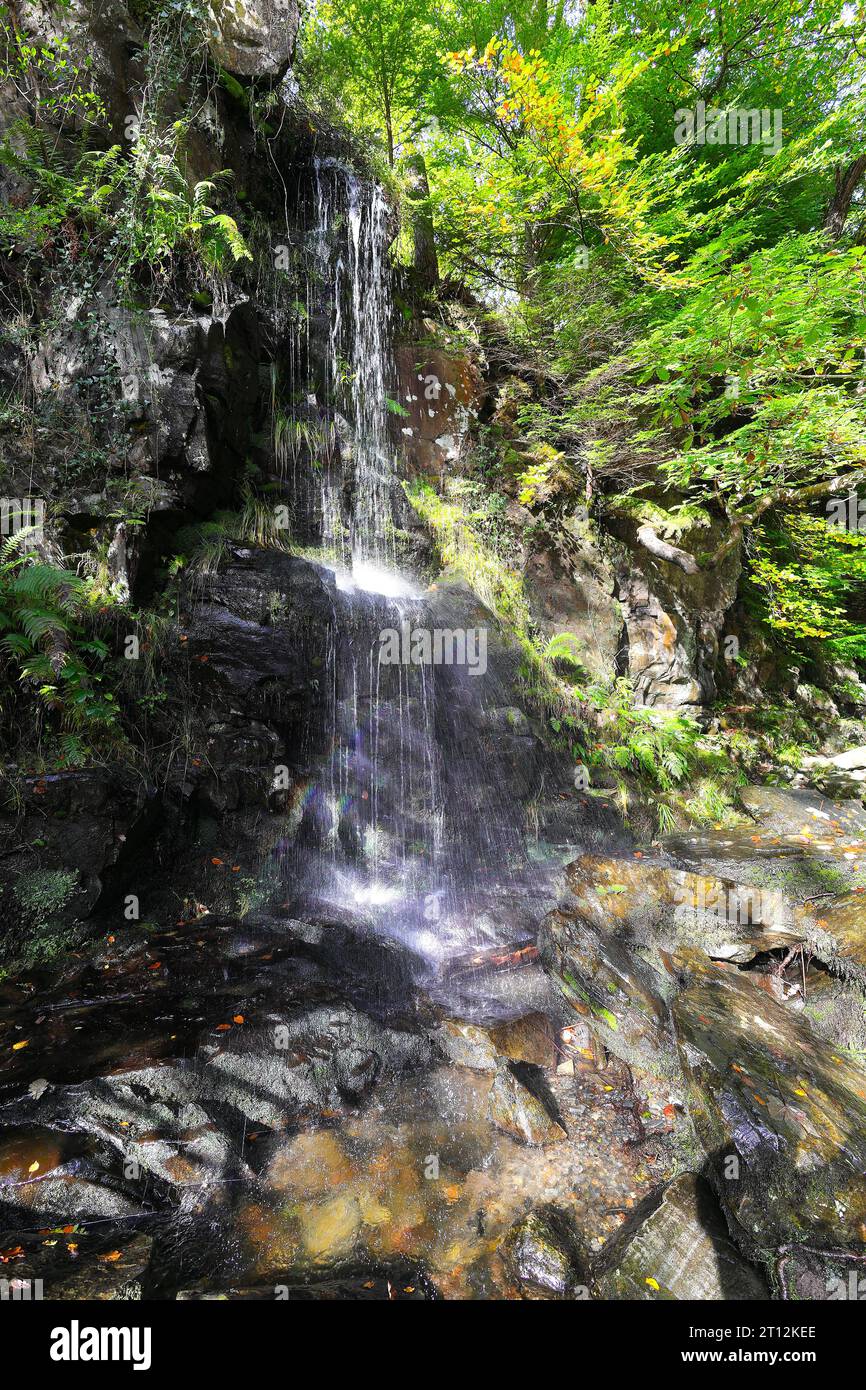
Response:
[270, 159, 567, 1017]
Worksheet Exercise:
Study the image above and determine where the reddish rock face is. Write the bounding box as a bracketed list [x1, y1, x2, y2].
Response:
[395, 344, 484, 478]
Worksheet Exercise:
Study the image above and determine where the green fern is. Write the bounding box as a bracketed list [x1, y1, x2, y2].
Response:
[0, 534, 116, 734]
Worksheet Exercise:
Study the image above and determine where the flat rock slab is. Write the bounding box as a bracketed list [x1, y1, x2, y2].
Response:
[596, 1174, 768, 1300]
[0, 1232, 152, 1300]
[741, 787, 866, 838]
[662, 789, 866, 897]
[565, 855, 803, 962]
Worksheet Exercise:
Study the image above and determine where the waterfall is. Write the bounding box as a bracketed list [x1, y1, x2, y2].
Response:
[269, 156, 560, 1016]
[283, 158, 399, 570]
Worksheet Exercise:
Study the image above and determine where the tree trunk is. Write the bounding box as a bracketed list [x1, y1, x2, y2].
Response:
[404, 152, 439, 289]
[824, 155, 866, 240]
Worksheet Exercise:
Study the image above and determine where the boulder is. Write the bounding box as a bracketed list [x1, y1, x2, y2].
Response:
[206, 0, 299, 79]
[434, 1020, 498, 1072]
[673, 950, 866, 1270]
[489, 1012, 556, 1069]
[830, 746, 866, 772]
[487, 1061, 567, 1146]
[596, 1174, 768, 1300]
[501, 1207, 586, 1297]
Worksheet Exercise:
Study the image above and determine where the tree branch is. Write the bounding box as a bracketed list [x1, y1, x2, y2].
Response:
[635, 524, 700, 574]
[703, 470, 866, 569]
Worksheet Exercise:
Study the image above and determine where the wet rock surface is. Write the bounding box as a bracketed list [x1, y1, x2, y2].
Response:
[673, 949, 866, 1264]
[538, 830, 866, 1294]
[501, 1206, 586, 1297]
[0, 905, 674, 1298]
[596, 1174, 768, 1300]
[0, 1230, 153, 1300]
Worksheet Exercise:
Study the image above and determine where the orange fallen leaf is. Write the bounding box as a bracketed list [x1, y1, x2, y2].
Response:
[215, 1023, 232, 1032]
[233, 1015, 245, 1025]
[211, 857, 224, 866]
[98, 1251, 122, 1263]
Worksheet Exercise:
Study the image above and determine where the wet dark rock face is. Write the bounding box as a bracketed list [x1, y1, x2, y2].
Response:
[0, 769, 156, 970]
